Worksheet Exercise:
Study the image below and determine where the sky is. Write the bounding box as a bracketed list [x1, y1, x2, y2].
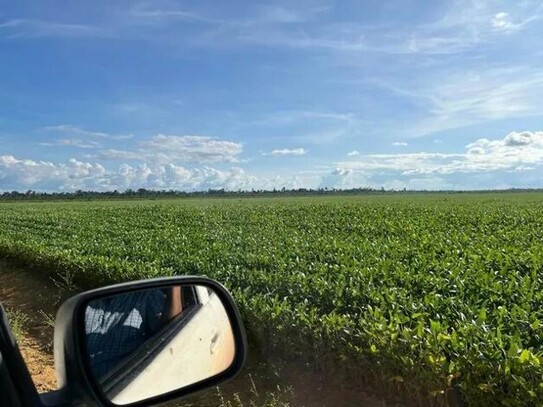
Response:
[1, 0, 543, 192]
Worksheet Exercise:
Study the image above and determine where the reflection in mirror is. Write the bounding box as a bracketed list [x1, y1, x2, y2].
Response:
[83, 285, 236, 405]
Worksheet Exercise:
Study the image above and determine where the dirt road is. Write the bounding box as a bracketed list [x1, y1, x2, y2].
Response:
[0, 260, 71, 392]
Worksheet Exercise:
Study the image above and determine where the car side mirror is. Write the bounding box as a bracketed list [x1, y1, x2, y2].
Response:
[53, 277, 247, 407]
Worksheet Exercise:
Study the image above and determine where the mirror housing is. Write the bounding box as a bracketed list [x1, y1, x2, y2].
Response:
[53, 277, 247, 407]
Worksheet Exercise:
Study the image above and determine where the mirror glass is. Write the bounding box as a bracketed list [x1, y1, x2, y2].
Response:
[82, 284, 236, 405]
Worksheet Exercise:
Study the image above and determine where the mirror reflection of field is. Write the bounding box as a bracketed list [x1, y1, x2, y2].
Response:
[1, 192, 543, 406]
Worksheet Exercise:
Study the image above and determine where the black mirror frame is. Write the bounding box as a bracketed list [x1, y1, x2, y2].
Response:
[53, 276, 247, 407]
[0, 303, 43, 407]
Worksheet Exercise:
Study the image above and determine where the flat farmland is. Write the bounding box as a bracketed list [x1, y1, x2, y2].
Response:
[1, 193, 542, 406]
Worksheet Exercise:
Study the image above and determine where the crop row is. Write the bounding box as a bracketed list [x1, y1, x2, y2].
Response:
[0, 196, 542, 405]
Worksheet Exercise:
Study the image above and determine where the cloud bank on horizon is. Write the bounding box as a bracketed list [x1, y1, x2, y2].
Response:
[1, 0, 543, 191]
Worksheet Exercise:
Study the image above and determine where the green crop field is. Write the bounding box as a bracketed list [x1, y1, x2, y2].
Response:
[1, 193, 543, 406]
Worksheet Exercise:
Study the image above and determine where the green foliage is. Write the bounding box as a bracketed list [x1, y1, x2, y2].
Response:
[5, 307, 28, 341]
[1, 194, 543, 405]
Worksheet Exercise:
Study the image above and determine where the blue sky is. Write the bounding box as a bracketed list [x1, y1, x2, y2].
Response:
[1, 0, 543, 191]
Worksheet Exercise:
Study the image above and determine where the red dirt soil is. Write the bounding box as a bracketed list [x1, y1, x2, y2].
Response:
[0, 261, 67, 392]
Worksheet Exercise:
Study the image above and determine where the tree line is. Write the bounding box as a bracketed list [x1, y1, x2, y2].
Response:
[0, 187, 540, 201]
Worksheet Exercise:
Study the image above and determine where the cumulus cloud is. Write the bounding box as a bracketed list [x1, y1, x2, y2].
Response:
[0, 155, 107, 190]
[458, 131, 543, 172]
[105, 163, 256, 191]
[347, 150, 360, 156]
[503, 130, 538, 146]
[319, 168, 369, 189]
[3, 131, 542, 192]
[266, 148, 307, 156]
[392, 142, 408, 146]
[338, 131, 543, 176]
[42, 126, 243, 164]
[0, 155, 256, 191]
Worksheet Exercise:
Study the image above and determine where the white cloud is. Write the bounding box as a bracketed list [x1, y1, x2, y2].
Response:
[45, 125, 133, 140]
[0, 155, 257, 192]
[489, 10, 541, 32]
[338, 131, 543, 175]
[128, 3, 217, 24]
[254, 5, 307, 24]
[106, 163, 257, 191]
[404, 1, 542, 54]
[99, 149, 143, 161]
[129, 2, 328, 26]
[347, 150, 360, 156]
[34, 131, 243, 170]
[251, 110, 353, 127]
[294, 128, 349, 145]
[0, 155, 106, 190]
[143, 135, 242, 162]
[183, 0, 542, 55]
[491, 12, 512, 30]
[503, 131, 537, 146]
[340, 152, 461, 173]
[40, 125, 136, 151]
[266, 148, 307, 156]
[392, 142, 408, 146]
[2, 132, 542, 192]
[100, 134, 243, 164]
[0, 18, 106, 39]
[0, 2, 332, 43]
[319, 168, 369, 189]
[41, 139, 102, 149]
[0, 154, 323, 192]
[3, 1, 541, 56]
[381, 67, 543, 137]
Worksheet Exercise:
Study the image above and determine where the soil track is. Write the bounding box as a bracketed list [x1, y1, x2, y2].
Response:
[0, 260, 73, 392]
